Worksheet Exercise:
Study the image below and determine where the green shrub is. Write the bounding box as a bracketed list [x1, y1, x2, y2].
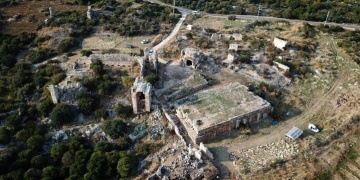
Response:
[144, 73, 159, 85]
[115, 104, 132, 118]
[57, 38, 77, 53]
[228, 15, 236, 21]
[49, 103, 76, 127]
[102, 119, 126, 139]
[81, 50, 92, 57]
[76, 93, 99, 115]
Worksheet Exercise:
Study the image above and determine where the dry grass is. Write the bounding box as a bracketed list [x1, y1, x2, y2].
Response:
[1, 0, 87, 34]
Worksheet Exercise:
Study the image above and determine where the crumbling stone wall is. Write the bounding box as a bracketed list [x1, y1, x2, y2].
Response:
[199, 142, 214, 159]
[180, 48, 203, 69]
[131, 77, 152, 114]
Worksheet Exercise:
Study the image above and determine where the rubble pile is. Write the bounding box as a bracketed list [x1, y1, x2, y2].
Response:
[142, 140, 217, 179]
[48, 123, 106, 143]
[236, 139, 299, 171]
[129, 123, 147, 142]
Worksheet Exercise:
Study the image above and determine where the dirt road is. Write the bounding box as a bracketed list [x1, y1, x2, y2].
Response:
[154, 11, 187, 63]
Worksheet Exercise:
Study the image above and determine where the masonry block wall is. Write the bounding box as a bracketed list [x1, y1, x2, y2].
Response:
[194, 105, 272, 143]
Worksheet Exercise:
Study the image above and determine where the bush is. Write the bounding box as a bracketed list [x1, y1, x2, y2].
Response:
[50, 144, 68, 163]
[27, 48, 55, 64]
[69, 136, 89, 152]
[121, 76, 135, 88]
[97, 79, 116, 95]
[185, 32, 193, 39]
[27, 135, 45, 151]
[0, 127, 10, 144]
[4, 114, 22, 131]
[37, 99, 54, 117]
[81, 50, 92, 57]
[195, 36, 212, 48]
[228, 15, 236, 21]
[144, 73, 159, 85]
[57, 38, 77, 53]
[94, 108, 108, 119]
[94, 142, 113, 152]
[90, 59, 104, 76]
[49, 103, 76, 127]
[50, 72, 66, 84]
[76, 93, 99, 115]
[102, 119, 126, 139]
[115, 136, 131, 150]
[115, 104, 132, 118]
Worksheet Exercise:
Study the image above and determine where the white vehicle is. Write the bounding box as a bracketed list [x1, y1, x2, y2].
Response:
[192, 11, 200, 15]
[141, 39, 149, 44]
[308, 123, 319, 133]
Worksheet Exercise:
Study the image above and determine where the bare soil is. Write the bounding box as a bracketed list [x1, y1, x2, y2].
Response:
[1, 0, 87, 34]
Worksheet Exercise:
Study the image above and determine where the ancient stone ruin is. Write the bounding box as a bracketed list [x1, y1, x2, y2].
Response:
[180, 48, 203, 69]
[273, 37, 288, 51]
[131, 77, 152, 114]
[87, 6, 93, 19]
[173, 82, 272, 143]
[49, 7, 55, 19]
[144, 47, 158, 73]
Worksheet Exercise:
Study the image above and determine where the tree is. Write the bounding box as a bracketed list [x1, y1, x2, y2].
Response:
[90, 59, 104, 76]
[86, 152, 108, 179]
[27, 135, 44, 151]
[105, 151, 120, 177]
[6, 169, 24, 180]
[94, 141, 113, 152]
[76, 93, 99, 115]
[69, 135, 88, 152]
[30, 155, 47, 169]
[49, 103, 76, 127]
[61, 151, 74, 167]
[24, 168, 41, 180]
[69, 149, 92, 176]
[50, 144, 68, 163]
[117, 156, 138, 178]
[36, 99, 54, 117]
[4, 114, 22, 131]
[42, 166, 59, 180]
[0, 127, 10, 144]
[102, 119, 126, 139]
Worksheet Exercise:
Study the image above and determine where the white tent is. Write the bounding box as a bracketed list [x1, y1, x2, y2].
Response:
[285, 127, 303, 140]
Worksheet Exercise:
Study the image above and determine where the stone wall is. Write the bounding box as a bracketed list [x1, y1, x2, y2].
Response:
[163, 109, 187, 145]
[195, 105, 272, 143]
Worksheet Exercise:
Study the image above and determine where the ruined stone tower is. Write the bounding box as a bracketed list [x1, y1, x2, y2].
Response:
[131, 77, 152, 114]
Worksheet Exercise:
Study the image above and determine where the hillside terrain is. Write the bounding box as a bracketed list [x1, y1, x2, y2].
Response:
[0, 0, 359, 179]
